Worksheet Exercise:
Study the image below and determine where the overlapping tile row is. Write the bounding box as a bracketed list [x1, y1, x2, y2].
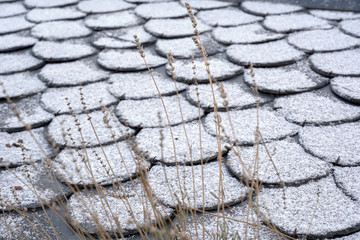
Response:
[0, 0, 360, 239]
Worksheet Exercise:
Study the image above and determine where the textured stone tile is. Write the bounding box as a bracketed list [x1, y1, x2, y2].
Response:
[0, 210, 61, 239]
[0, 95, 54, 132]
[78, 0, 135, 14]
[0, 50, 44, 75]
[85, 10, 144, 30]
[204, 108, 299, 145]
[299, 122, 360, 166]
[0, 2, 27, 18]
[26, 6, 86, 23]
[243, 60, 329, 94]
[241, 1, 303, 16]
[274, 91, 360, 125]
[47, 109, 134, 148]
[92, 25, 156, 49]
[227, 39, 305, 67]
[197, 7, 263, 27]
[116, 95, 203, 128]
[0, 15, 35, 35]
[135, 2, 189, 19]
[0, 162, 71, 211]
[330, 231, 360, 240]
[334, 167, 360, 201]
[180, 0, 234, 10]
[31, 20, 92, 40]
[39, 59, 109, 87]
[53, 142, 149, 186]
[288, 29, 360, 53]
[310, 48, 360, 77]
[263, 13, 332, 33]
[135, 120, 226, 165]
[0, 127, 54, 167]
[259, 177, 360, 238]
[67, 179, 174, 235]
[0, 33, 37, 52]
[144, 18, 212, 38]
[155, 33, 222, 59]
[227, 139, 331, 186]
[25, 0, 79, 8]
[32, 41, 96, 62]
[40, 82, 118, 114]
[149, 162, 247, 210]
[186, 81, 272, 111]
[166, 55, 243, 83]
[108, 71, 187, 100]
[331, 77, 360, 104]
[176, 203, 288, 240]
[340, 19, 360, 37]
[310, 10, 360, 21]
[212, 23, 285, 45]
[98, 49, 167, 71]
[0, 72, 46, 99]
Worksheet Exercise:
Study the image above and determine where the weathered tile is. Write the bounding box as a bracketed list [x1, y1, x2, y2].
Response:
[31, 20, 92, 40]
[135, 2, 189, 19]
[155, 33, 222, 59]
[115, 95, 203, 128]
[0, 162, 71, 211]
[197, 7, 263, 27]
[0, 15, 35, 35]
[299, 122, 360, 166]
[26, 7, 86, 23]
[331, 77, 360, 104]
[78, 0, 135, 14]
[108, 71, 187, 100]
[334, 167, 360, 201]
[288, 28, 360, 53]
[25, 0, 79, 8]
[0, 127, 54, 168]
[39, 59, 109, 87]
[274, 91, 360, 125]
[67, 179, 174, 236]
[98, 49, 167, 71]
[243, 60, 329, 94]
[259, 177, 360, 238]
[47, 109, 134, 148]
[0, 2, 27, 18]
[180, 0, 234, 10]
[144, 18, 212, 38]
[310, 9, 360, 21]
[0, 50, 44, 75]
[227, 40, 305, 67]
[40, 82, 118, 114]
[0, 33, 37, 52]
[0, 72, 46, 99]
[85, 11, 144, 30]
[0, 95, 54, 132]
[53, 142, 149, 186]
[204, 108, 299, 145]
[32, 41, 96, 62]
[166, 55, 243, 83]
[310, 48, 360, 77]
[186, 81, 272, 111]
[135, 120, 226, 165]
[92, 25, 156, 49]
[227, 139, 331, 186]
[149, 162, 247, 210]
[340, 19, 360, 37]
[241, 1, 303, 16]
[263, 13, 332, 33]
[212, 23, 285, 45]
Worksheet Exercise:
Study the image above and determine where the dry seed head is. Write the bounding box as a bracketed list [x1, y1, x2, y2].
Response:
[134, 35, 145, 58]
